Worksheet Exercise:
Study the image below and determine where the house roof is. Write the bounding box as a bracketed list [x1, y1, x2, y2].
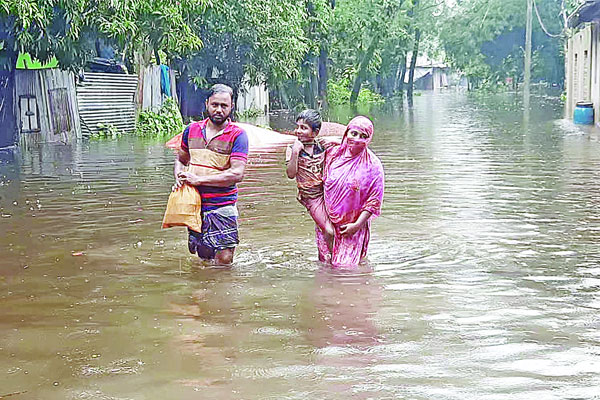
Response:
[569, 0, 600, 28]
[406, 55, 448, 69]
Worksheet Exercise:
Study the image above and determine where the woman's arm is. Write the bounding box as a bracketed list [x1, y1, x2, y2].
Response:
[339, 210, 372, 236]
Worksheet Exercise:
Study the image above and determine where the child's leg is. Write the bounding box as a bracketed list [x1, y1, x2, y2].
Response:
[303, 196, 335, 251]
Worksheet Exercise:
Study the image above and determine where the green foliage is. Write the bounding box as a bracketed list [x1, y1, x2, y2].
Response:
[135, 98, 184, 137]
[94, 123, 121, 138]
[1, 0, 568, 109]
[178, 0, 308, 93]
[0, 0, 205, 71]
[236, 108, 264, 121]
[327, 77, 384, 107]
[328, 0, 411, 96]
[438, 0, 565, 87]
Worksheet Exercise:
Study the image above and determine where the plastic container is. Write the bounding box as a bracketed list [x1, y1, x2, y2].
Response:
[574, 102, 594, 125]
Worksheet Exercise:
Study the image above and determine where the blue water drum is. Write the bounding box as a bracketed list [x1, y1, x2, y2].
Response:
[574, 102, 594, 125]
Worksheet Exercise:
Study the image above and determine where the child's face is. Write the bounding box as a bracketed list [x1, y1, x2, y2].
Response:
[295, 119, 319, 143]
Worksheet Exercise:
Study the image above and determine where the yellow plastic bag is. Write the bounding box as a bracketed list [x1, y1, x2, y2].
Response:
[161, 184, 202, 232]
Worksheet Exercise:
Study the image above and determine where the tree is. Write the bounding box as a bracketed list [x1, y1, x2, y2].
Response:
[0, 0, 204, 71]
[438, 0, 565, 89]
[328, 0, 409, 106]
[178, 0, 308, 99]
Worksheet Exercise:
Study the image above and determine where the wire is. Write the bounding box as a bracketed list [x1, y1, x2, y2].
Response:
[532, 0, 564, 38]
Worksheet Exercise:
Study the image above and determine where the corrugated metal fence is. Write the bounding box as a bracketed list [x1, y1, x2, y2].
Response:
[76, 72, 138, 136]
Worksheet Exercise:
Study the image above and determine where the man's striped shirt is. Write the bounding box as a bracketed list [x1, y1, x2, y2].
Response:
[181, 119, 249, 211]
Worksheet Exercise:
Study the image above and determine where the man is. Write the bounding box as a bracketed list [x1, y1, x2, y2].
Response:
[174, 84, 249, 264]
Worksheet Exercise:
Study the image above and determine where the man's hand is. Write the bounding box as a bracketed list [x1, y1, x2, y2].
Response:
[177, 171, 204, 187]
[172, 175, 185, 192]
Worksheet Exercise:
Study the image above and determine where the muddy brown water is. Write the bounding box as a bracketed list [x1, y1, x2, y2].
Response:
[1, 92, 600, 399]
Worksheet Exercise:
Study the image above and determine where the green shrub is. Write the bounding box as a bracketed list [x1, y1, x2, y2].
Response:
[237, 108, 264, 120]
[327, 78, 384, 107]
[560, 91, 567, 103]
[93, 123, 121, 138]
[136, 98, 184, 137]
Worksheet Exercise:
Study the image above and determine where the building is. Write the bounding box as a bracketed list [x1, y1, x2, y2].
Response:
[405, 55, 451, 91]
[566, 0, 600, 123]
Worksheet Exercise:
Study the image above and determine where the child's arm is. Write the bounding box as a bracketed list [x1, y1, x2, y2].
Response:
[286, 139, 304, 179]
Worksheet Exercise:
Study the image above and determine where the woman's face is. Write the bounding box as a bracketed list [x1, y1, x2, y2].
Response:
[345, 128, 370, 154]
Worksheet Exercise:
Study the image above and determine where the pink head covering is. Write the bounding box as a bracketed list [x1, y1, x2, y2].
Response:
[337, 116, 375, 157]
[345, 116, 374, 140]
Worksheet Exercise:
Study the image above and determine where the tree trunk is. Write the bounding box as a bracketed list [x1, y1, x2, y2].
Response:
[350, 39, 379, 105]
[278, 84, 292, 110]
[310, 59, 318, 104]
[395, 53, 407, 96]
[407, 28, 420, 108]
[303, 58, 316, 108]
[318, 46, 328, 109]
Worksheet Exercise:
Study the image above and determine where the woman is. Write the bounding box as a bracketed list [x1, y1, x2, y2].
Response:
[316, 116, 384, 267]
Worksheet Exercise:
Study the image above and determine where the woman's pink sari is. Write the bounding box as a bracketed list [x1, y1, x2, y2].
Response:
[316, 116, 384, 267]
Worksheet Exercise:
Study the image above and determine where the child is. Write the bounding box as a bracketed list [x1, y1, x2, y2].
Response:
[286, 109, 335, 252]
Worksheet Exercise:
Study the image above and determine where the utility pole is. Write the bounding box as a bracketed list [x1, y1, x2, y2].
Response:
[524, 0, 533, 111]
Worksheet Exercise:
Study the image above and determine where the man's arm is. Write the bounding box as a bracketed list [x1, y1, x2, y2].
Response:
[173, 126, 191, 190]
[177, 159, 246, 187]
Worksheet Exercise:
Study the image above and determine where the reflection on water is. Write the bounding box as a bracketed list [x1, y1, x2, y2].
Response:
[2, 92, 600, 399]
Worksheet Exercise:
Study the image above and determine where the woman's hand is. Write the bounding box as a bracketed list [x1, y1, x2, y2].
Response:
[339, 221, 360, 236]
[177, 171, 203, 187]
[339, 210, 373, 236]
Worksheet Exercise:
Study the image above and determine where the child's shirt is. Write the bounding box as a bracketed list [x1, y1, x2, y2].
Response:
[286, 138, 327, 200]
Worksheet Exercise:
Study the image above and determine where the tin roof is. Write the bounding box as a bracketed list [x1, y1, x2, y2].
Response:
[569, 0, 600, 28]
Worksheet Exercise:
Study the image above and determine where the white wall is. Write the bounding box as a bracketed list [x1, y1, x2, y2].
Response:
[566, 24, 595, 122]
[236, 81, 269, 114]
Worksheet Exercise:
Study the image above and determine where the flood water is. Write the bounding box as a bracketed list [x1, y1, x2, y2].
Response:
[1, 92, 600, 399]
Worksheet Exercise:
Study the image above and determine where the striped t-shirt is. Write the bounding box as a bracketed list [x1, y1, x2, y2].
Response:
[286, 138, 327, 200]
[181, 119, 249, 211]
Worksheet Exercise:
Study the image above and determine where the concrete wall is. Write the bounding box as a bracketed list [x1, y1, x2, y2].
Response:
[566, 24, 595, 122]
[432, 68, 449, 91]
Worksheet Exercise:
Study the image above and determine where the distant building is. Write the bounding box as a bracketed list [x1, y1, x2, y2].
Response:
[405, 55, 451, 91]
[566, 0, 600, 123]
[12, 58, 81, 146]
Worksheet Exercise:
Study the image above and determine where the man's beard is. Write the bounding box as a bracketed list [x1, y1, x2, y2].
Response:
[208, 113, 228, 125]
